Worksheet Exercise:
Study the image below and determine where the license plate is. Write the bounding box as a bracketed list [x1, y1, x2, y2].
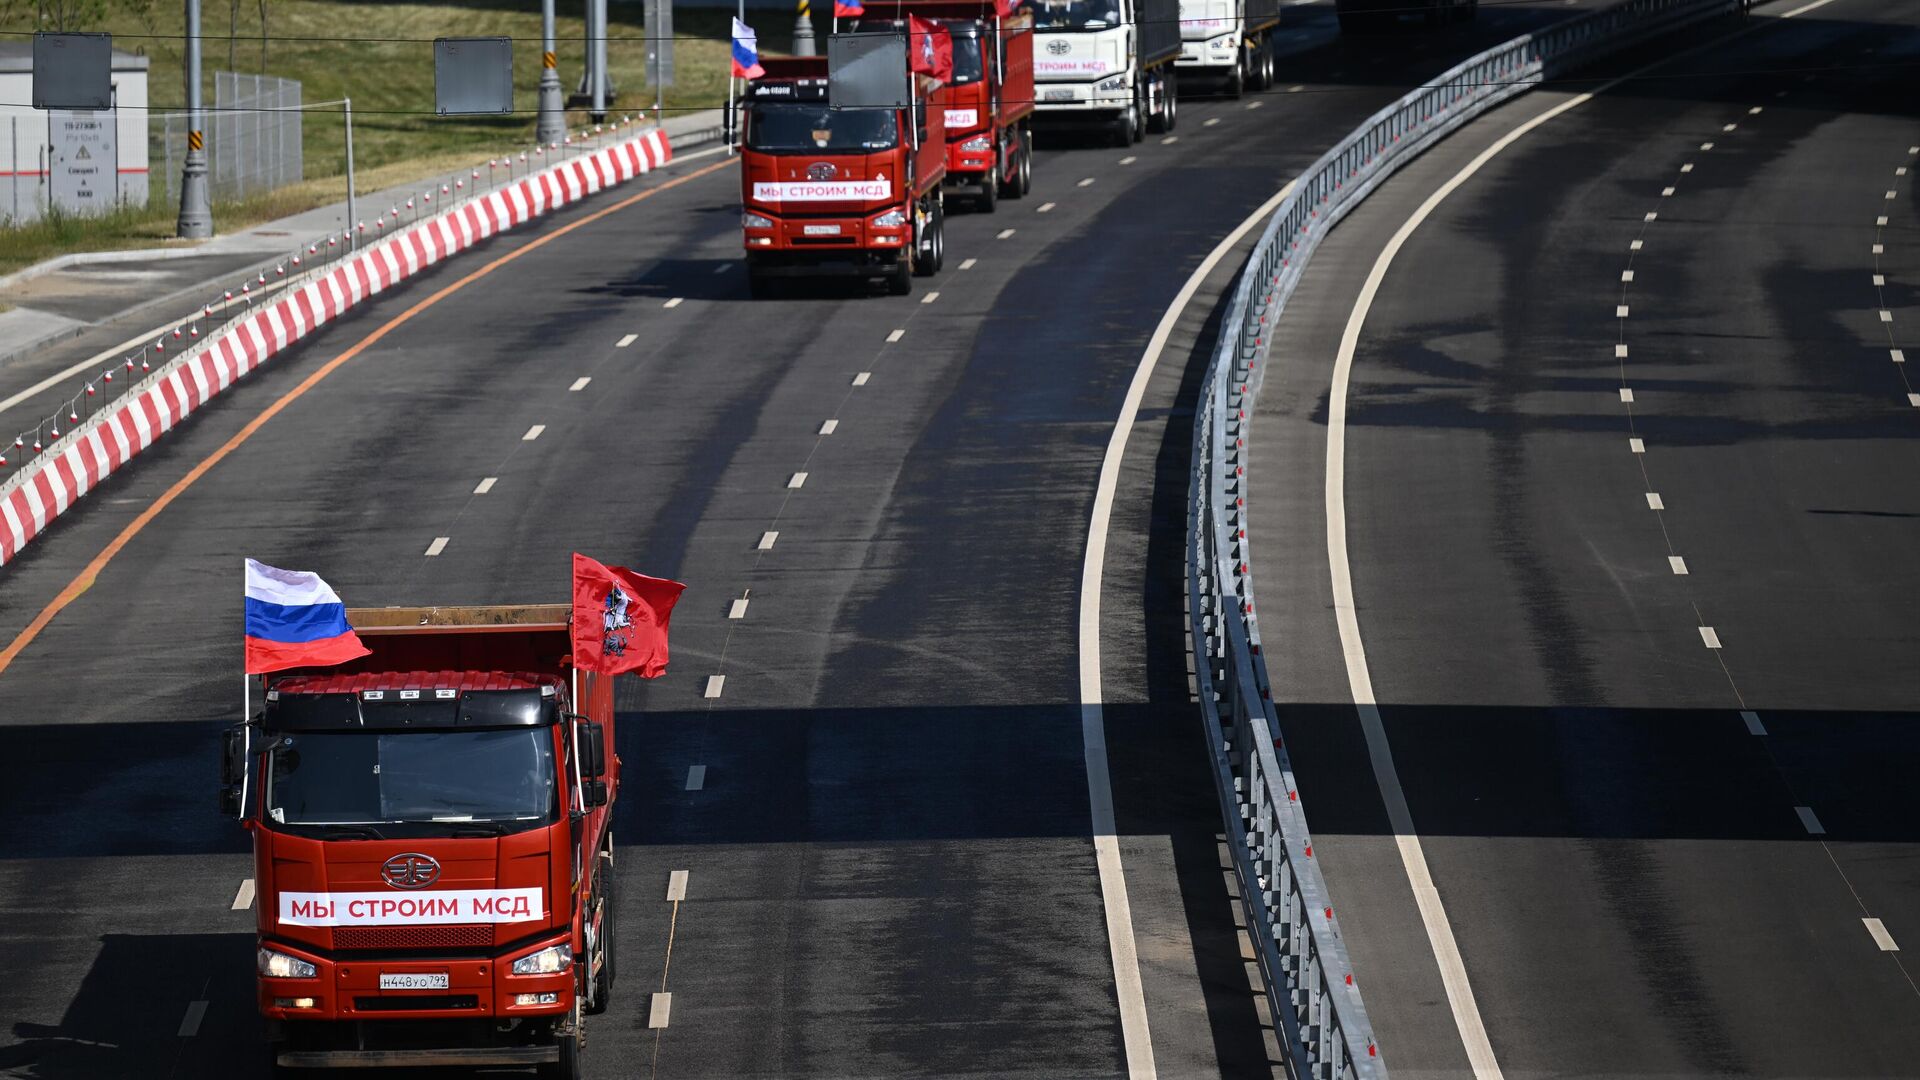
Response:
[1044, 89, 1075, 102]
[803, 224, 841, 236]
[379, 972, 449, 991]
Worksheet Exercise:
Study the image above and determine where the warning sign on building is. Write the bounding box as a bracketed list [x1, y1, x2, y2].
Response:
[49, 109, 119, 215]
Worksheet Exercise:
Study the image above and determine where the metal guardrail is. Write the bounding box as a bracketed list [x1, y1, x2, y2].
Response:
[1186, 1, 1745, 1076]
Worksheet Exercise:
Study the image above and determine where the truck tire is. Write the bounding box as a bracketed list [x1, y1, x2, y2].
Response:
[977, 169, 997, 213]
[888, 256, 912, 295]
[1131, 92, 1147, 143]
[1018, 134, 1034, 196]
[1227, 54, 1245, 99]
[539, 1002, 586, 1080]
[1256, 41, 1275, 90]
[584, 867, 614, 1015]
[1150, 82, 1177, 133]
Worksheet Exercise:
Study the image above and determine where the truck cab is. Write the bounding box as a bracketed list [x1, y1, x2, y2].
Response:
[224, 605, 617, 1078]
[1032, 0, 1181, 145]
[1176, 0, 1280, 96]
[740, 55, 950, 297]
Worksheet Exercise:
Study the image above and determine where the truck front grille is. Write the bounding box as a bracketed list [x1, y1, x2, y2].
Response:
[334, 925, 495, 950]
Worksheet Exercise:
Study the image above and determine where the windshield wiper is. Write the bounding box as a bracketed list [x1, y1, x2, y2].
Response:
[447, 821, 509, 837]
[316, 823, 386, 839]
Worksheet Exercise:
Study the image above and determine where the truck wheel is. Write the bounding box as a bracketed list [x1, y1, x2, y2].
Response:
[539, 1003, 585, 1080]
[1257, 41, 1275, 90]
[977, 170, 997, 213]
[1131, 93, 1147, 143]
[1016, 133, 1034, 196]
[888, 257, 912, 295]
[584, 870, 614, 1015]
[1150, 82, 1177, 133]
[1227, 54, 1245, 99]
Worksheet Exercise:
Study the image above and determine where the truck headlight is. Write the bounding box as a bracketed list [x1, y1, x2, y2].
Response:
[258, 947, 317, 979]
[961, 134, 992, 153]
[511, 944, 572, 975]
[873, 209, 906, 229]
[742, 211, 774, 229]
[1098, 76, 1129, 94]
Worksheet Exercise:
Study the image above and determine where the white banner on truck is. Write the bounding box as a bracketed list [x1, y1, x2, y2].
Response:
[278, 888, 545, 926]
[945, 108, 980, 129]
[751, 180, 892, 203]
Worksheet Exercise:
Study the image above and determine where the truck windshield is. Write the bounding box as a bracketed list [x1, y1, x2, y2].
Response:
[1033, 0, 1124, 30]
[948, 31, 984, 85]
[747, 104, 898, 152]
[264, 728, 558, 831]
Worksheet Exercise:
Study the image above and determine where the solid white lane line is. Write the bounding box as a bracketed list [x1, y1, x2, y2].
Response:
[703, 675, 725, 698]
[1865, 918, 1900, 951]
[1741, 710, 1767, 735]
[664, 297, 685, 309]
[819, 419, 838, 435]
[853, 371, 871, 385]
[1119, 156, 1137, 165]
[649, 993, 673, 1028]
[666, 870, 689, 902]
[728, 597, 749, 619]
[474, 477, 497, 495]
[1081, 173, 1297, 1080]
[617, 334, 638, 347]
[1699, 626, 1723, 649]
[232, 878, 256, 911]
[960, 258, 978, 269]
[425, 537, 449, 557]
[1796, 806, 1826, 834]
[1647, 492, 1665, 510]
[178, 1001, 209, 1038]
[757, 531, 778, 550]
[887, 329, 906, 343]
[788, 472, 807, 489]
[1037, 202, 1057, 213]
[685, 765, 706, 790]
[522, 424, 545, 441]
[1669, 556, 1689, 575]
[570, 377, 592, 392]
[1630, 437, 1645, 453]
[1079, 178, 1096, 187]
[997, 228, 1015, 239]
[922, 291, 941, 304]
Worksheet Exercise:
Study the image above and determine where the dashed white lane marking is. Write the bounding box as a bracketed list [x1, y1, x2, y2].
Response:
[1911, 146, 1919, 154]
[819, 419, 838, 435]
[1086, 174, 1297, 1080]
[1881, 310, 1894, 322]
[1620, 388, 1635, 402]
[886, 329, 906, 343]
[425, 537, 449, 557]
[1617, 305, 1630, 317]
[1246, 100, 1263, 110]
[1898, 166, 1909, 176]
[522, 424, 545, 441]
[788, 472, 807, 489]
[757, 531, 778, 550]
[1119, 156, 1137, 165]
[178, 1000, 208, 1038]
[666, 870, 689, 902]
[729, 595, 749, 619]
[1622, 270, 1636, 281]
[1616, 344, 1630, 358]
[1669, 556, 1689, 575]
[649, 992, 673, 1028]
[1874, 244, 1885, 255]
[1909, 393, 1920, 408]
[1742, 710, 1767, 735]
[1893, 349, 1906, 364]
[1662, 186, 1676, 197]
[616, 334, 638, 347]
[1646, 492, 1665, 510]
[997, 228, 1015, 239]
[1287, 84, 1305, 92]
[1723, 123, 1738, 132]
[714, 263, 733, 273]
[1630, 437, 1645, 453]
[664, 297, 685, 309]
[1631, 239, 1644, 251]
[1161, 135, 1178, 145]
[1701, 141, 1715, 150]
[1796, 806, 1826, 834]
[1078, 178, 1096, 187]
[1877, 215, 1888, 226]
[1203, 117, 1220, 127]
[1888, 191, 1899, 200]
[570, 377, 592, 392]
[921, 291, 941, 304]
[685, 765, 706, 791]
[1874, 274, 1886, 285]
[1748, 106, 1763, 115]
[1865, 918, 1900, 951]
[474, 477, 497, 495]
[1699, 626, 1723, 649]
[1643, 211, 1658, 222]
[232, 878, 256, 911]
[703, 675, 725, 699]
[853, 371, 871, 386]
[960, 258, 977, 270]
[1037, 202, 1057, 212]
[1680, 163, 1694, 173]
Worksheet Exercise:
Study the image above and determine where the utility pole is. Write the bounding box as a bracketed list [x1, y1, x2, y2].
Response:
[177, 0, 213, 238]
[589, 0, 607, 124]
[343, 97, 356, 250]
[537, 0, 565, 144]
[794, 0, 816, 57]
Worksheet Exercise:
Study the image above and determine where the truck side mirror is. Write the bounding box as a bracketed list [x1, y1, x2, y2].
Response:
[582, 779, 609, 809]
[574, 719, 607, 779]
[219, 724, 249, 818]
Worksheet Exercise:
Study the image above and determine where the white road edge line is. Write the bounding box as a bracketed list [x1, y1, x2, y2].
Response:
[1082, 175, 1296, 1080]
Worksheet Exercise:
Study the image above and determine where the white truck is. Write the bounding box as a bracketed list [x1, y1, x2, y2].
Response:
[1032, 0, 1183, 147]
[1177, 0, 1281, 97]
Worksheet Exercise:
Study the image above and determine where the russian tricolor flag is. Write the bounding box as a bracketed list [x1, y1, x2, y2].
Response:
[834, 0, 864, 17]
[244, 559, 371, 675]
[731, 17, 765, 80]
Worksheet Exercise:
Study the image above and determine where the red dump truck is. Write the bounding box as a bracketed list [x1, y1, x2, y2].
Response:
[740, 41, 952, 297]
[222, 605, 618, 1078]
[859, 1, 1035, 210]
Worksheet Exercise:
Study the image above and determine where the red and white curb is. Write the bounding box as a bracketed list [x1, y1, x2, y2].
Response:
[0, 127, 672, 568]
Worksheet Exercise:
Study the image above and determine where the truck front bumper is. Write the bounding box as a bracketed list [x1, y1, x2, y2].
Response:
[279, 1045, 560, 1068]
[257, 935, 573, 1023]
[1033, 80, 1130, 120]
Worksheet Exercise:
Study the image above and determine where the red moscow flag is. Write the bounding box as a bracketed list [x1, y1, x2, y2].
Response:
[908, 16, 953, 84]
[570, 553, 686, 678]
